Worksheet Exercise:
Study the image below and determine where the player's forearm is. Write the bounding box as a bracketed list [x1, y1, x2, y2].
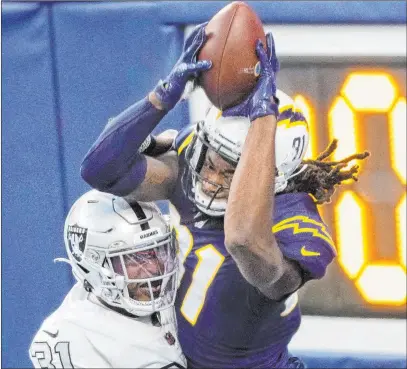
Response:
[80, 95, 167, 192]
[225, 116, 283, 267]
[226, 244, 284, 296]
[225, 114, 305, 298]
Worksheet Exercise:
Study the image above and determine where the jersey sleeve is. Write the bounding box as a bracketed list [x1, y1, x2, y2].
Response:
[273, 192, 337, 282]
[29, 321, 110, 368]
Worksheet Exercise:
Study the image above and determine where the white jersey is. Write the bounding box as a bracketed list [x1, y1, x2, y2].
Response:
[29, 283, 186, 368]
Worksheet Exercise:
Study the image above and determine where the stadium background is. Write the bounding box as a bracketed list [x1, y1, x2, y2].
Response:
[1, 1, 406, 368]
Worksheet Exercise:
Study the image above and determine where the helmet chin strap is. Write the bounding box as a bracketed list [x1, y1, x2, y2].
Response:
[274, 166, 308, 194]
[274, 175, 288, 193]
[287, 163, 308, 180]
[54, 256, 124, 296]
[95, 294, 140, 318]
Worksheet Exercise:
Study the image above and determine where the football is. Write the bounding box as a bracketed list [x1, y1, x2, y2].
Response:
[198, 1, 266, 110]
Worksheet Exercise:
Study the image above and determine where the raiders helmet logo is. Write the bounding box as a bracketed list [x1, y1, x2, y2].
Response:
[67, 224, 88, 261]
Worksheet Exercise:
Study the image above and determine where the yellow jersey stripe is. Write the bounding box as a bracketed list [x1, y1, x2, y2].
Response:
[177, 132, 194, 156]
[308, 193, 318, 203]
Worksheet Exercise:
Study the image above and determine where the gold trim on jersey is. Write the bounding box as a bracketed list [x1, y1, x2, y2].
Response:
[177, 131, 194, 155]
[308, 193, 319, 203]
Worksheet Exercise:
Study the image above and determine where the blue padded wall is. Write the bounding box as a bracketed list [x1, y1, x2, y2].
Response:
[156, 1, 407, 24]
[51, 2, 190, 207]
[1, 3, 70, 368]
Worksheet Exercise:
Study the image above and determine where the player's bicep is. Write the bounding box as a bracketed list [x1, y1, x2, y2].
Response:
[124, 151, 179, 202]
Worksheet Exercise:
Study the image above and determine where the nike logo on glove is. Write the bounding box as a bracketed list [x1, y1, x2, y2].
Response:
[301, 246, 321, 257]
[43, 329, 59, 338]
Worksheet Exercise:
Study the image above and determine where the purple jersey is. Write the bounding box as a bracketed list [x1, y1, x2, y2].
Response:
[170, 126, 336, 368]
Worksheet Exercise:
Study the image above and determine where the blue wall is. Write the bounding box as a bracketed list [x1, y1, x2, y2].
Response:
[2, 2, 406, 368]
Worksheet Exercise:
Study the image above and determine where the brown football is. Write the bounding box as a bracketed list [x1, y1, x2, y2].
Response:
[198, 1, 266, 110]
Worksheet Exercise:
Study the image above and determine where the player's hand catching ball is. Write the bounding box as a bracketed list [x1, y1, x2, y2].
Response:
[153, 23, 212, 111]
[223, 32, 279, 121]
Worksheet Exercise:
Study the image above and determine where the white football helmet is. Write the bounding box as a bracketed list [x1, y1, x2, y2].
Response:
[182, 90, 309, 217]
[59, 190, 178, 316]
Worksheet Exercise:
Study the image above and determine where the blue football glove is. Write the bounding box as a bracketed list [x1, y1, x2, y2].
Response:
[222, 32, 279, 121]
[154, 23, 212, 111]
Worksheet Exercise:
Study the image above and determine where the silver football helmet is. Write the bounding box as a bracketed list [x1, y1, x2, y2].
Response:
[182, 89, 309, 217]
[59, 190, 178, 316]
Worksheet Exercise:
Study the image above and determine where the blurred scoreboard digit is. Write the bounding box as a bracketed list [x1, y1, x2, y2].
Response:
[278, 63, 406, 318]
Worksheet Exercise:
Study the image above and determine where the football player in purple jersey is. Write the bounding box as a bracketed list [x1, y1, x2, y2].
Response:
[80, 23, 369, 368]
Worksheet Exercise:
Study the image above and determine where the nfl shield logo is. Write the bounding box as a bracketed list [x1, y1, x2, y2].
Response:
[164, 332, 176, 346]
[67, 224, 88, 261]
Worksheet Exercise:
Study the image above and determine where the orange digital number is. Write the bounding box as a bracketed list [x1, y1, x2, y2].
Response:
[328, 72, 406, 306]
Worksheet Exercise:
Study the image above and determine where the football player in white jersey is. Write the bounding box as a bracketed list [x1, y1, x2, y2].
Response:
[29, 190, 186, 369]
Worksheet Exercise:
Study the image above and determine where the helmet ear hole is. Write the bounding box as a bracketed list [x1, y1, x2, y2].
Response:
[83, 280, 93, 292]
